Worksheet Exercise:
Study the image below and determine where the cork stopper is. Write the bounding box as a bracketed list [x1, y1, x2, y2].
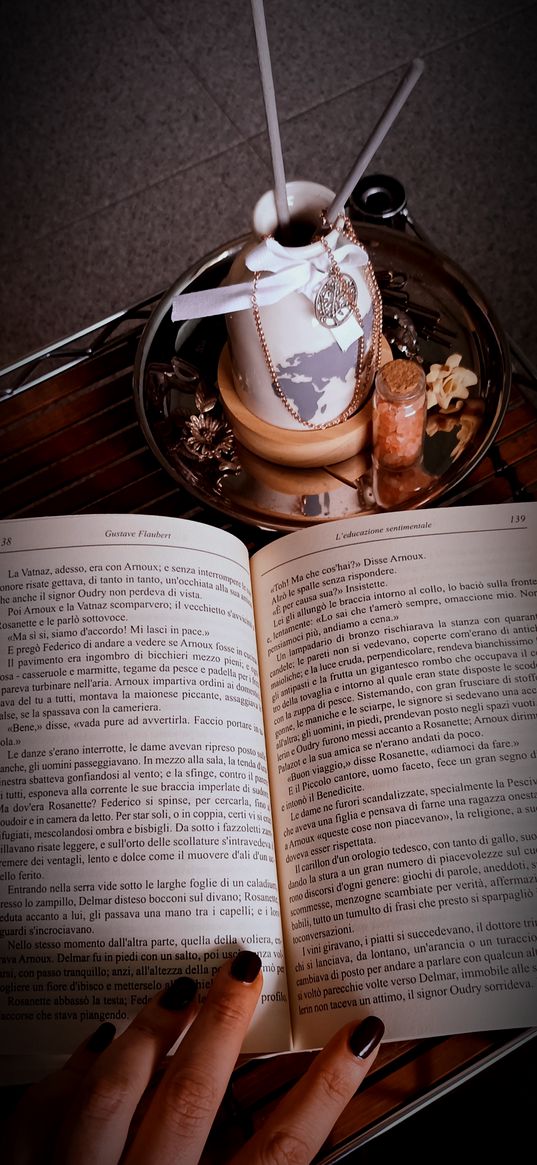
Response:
[378, 359, 425, 399]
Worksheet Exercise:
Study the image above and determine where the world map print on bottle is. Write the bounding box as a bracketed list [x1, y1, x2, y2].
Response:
[225, 181, 380, 431]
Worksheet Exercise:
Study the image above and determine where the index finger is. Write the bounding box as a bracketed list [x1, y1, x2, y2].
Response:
[125, 950, 263, 1165]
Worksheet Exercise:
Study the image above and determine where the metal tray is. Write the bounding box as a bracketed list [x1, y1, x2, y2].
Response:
[133, 224, 511, 532]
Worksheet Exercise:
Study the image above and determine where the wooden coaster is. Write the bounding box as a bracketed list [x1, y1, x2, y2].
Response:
[237, 443, 368, 495]
[218, 339, 391, 468]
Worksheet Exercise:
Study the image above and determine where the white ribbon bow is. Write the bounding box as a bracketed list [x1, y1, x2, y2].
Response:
[170, 234, 370, 323]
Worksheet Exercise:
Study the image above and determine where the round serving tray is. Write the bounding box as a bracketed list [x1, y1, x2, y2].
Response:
[133, 223, 511, 532]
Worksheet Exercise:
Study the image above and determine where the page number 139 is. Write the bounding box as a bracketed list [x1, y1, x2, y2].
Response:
[510, 512, 526, 524]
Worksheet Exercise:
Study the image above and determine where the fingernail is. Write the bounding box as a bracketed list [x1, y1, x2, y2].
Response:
[86, 1021, 116, 1052]
[349, 1016, 384, 1059]
[159, 976, 198, 1011]
[230, 950, 262, 983]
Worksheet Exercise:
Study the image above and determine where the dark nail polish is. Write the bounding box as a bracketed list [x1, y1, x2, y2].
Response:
[349, 1016, 384, 1059]
[87, 1021, 116, 1052]
[159, 976, 198, 1011]
[230, 950, 262, 983]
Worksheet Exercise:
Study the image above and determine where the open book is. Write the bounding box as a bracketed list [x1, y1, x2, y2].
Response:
[1, 504, 536, 1080]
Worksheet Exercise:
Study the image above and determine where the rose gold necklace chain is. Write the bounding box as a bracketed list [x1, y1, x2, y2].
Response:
[342, 216, 383, 390]
[251, 216, 382, 429]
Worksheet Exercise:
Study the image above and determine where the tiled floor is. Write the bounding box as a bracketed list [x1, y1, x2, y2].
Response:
[1, 0, 536, 368]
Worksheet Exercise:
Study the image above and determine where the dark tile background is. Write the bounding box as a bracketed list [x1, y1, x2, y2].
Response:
[1, 0, 536, 367]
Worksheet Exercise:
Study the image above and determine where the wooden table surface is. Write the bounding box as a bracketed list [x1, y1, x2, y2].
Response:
[1, 269, 536, 1159]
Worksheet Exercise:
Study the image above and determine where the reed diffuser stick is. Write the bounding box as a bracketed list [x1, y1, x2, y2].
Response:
[251, 0, 290, 227]
[326, 58, 425, 224]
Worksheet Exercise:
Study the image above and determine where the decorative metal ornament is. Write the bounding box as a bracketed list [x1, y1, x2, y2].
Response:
[314, 271, 357, 328]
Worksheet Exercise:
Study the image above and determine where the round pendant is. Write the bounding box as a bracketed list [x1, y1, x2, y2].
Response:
[314, 273, 357, 328]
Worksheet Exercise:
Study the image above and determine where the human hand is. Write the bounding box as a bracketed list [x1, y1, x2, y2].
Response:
[6, 950, 384, 1164]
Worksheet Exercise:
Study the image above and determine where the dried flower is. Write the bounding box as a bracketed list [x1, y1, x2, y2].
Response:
[426, 353, 477, 411]
[426, 411, 481, 460]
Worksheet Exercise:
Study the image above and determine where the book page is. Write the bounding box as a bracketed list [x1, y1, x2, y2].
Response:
[251, 504, 537, 1046]
[0, 514, 290, 1077]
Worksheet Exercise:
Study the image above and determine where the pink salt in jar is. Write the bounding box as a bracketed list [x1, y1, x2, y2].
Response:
[372, 359, 426, 469]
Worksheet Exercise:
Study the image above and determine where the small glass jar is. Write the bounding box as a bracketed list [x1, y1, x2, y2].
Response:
[372, 359, 427, 469]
